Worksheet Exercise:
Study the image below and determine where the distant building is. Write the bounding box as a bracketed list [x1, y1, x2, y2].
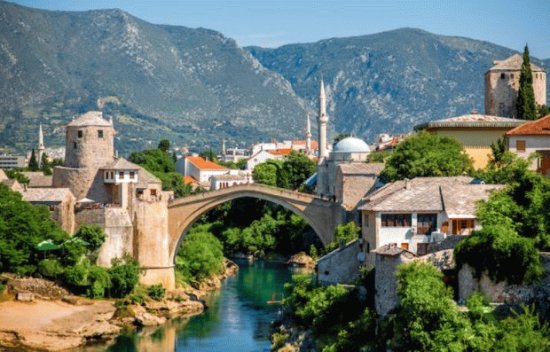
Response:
[359, 177, 502, 259]
[0, 154, 26, 169]
[178, 155, 230, 189]
[414, 111, 524, 169]
[374, 133, 408, 152]
[485, 53, 546, 118]
[246, 148, 292, 170]
[210, 170, 253, 190]
[506, 114, 550, 177]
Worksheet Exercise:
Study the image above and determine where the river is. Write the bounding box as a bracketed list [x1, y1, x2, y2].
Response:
[85, 260, 296, 352]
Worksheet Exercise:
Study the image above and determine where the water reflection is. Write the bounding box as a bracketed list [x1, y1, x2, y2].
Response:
[83, 260, 294, 352]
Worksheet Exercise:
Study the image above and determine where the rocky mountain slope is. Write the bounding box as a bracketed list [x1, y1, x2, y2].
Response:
[0, 1, 548, 155]
[247, 28, 549, 140]
[0, 1, 307, 154]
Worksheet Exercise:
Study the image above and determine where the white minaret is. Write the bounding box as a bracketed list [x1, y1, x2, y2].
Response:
[318, 76, 328, 160]
[305, 113, 312, 154]
[37, 124, 45, 168]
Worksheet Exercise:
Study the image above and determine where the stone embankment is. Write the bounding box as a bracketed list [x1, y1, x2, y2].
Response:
[0, 259, 238, 351]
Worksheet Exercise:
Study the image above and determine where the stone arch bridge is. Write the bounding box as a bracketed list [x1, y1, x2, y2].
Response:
[140, 183, 344, 289]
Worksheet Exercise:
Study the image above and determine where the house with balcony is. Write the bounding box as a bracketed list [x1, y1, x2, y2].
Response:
[359, 177, 502, 261]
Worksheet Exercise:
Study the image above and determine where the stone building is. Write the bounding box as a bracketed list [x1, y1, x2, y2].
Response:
[414, 112, 524, 169]
[21, 187, 76, 234]
[485, 53, 546, 118]
[50, 111, 174, 288]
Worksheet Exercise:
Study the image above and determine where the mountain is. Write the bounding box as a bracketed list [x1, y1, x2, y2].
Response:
[247, 28, 549, 140]
[0, 1, 307, 154]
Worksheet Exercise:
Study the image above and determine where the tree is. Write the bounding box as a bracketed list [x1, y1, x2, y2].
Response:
[75, 224, 106, 252]
[28, 149, 39, 171]
[108, 256, 141, 298]
[516, 45, 537, 120]
[199, 148, 218, 162]
[538, 105, 550, 118]
[333, 133, 351, 145]
[158, 139, 170, 152]
[0, 184, 68, 275]
[252, 160, 280, 187]
[381, 131, 473, 181]
[176, 228, 224, 283]
[40, 152, 51, 175]
[278, 151, 316, 189]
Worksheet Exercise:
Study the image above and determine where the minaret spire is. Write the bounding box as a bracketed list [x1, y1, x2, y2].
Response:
[318, 75, 328, 160]
[37, 124, 45, 168]
[306, 113, 312, 154]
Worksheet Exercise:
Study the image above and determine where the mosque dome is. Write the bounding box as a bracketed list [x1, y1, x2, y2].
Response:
[332, 137, 370, 153]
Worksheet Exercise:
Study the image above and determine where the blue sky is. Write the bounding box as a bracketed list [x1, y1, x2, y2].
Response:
[10, 0, 550, 58]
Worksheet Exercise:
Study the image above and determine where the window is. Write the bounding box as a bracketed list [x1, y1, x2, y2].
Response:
[417, 213, 438, 235]
[150, 189, 157, 197]
[510, 73, 514, 79]
[452, 219, 475, 235]
[401, 243, 409, 250]
[119, 171, 124, 178]
[98, 130, 104, 138]
[77, 130, 83, 138]
[73, 142, 77, 149]
[516, 140, 526, 152]
[381, 213, 411, 227]
[417, 243, 429, 256]
[500, 73, 506, 79]
[129, 172, 135, 179]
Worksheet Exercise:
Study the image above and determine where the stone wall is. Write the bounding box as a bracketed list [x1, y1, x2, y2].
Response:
[458, 253, 550, 310]
[96, 208, 133, 267]
[317, 239, 363, 285]
[133, 193, 174, 290]
[75, 208, 105, 230]
[374, 249, 415, 316]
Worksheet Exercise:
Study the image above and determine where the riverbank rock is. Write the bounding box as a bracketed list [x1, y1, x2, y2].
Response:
[288, 252, 315, 269]
[144, 298, 204, 318]
[133, 305, 167, 326]
[7, 277, 69, 300]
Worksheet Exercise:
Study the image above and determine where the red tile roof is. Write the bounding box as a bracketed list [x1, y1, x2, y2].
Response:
[506, 115, 550, 136]
[183, 176, 197, 185]
[186, 156, 228, 170]
[267, 148, 293, 156]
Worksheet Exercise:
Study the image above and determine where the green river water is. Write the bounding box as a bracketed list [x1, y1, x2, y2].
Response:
[84, 260, 296, 352]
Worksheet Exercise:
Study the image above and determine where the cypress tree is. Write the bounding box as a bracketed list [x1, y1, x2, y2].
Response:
[28, 149, 39, 171]
[516, 45, 537, 120]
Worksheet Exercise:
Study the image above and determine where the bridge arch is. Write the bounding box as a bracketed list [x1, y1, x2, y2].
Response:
[167, 184, 343, 264]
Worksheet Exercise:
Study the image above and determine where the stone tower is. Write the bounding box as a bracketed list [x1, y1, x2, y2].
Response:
[485, 54, 546, 118]
[318, 76, 328, 160]
[64, 111, 115, 169]
[306, 113, 312, 154]
[37, 124, 45, 168]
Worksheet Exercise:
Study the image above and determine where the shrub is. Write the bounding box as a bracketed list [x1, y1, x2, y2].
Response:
[147, 284, 165, 301]
[176, 231, 224, 284]
[64, 262, 90, 287]
[87, 265, 111, 298]
[75, 225, 106, 252]
[109, 256, 141, 298]
[38, 259, 64, 279]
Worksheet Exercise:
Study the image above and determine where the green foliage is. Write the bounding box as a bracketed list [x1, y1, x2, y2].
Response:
[157, 139, 171, 152]
[28, 148, 39, 171]
[109, 256, 141, 298]
[0, 184, 68, 275]
[252, 160, 280, 187]
[516, 45, 537, 120]
[494, 306, 550, 352]
[381, 131, 473, 181]
[75, 224, 106, 252]
[252, 152, 316, 190]
[333, 133, 350, 145]
[129, 148, 175, 174]
[538, 104, 550, 118]
[38, 258, 64, 279]
[323, 222, 360, 254]
[199, 148, 218, 163]
[147, 284, 166, 301]
[5, 169, 29, 184]
[367, 149, 390, 163]
[87, 265, 111, 298]
[175, 227, 225, 284]
[154, 171, 193, 198]
[40, 153, 52, 175]
[455, 225, 543, 284]
[64, 261, 90, 288]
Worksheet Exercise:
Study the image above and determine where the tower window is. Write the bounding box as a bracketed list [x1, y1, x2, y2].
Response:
[510, 73, 514, 79]
[73, 142, 77, 149]
[500, 73, 506, 79]
[98, 130, 104, 138]
[77, 130, 83, 138]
